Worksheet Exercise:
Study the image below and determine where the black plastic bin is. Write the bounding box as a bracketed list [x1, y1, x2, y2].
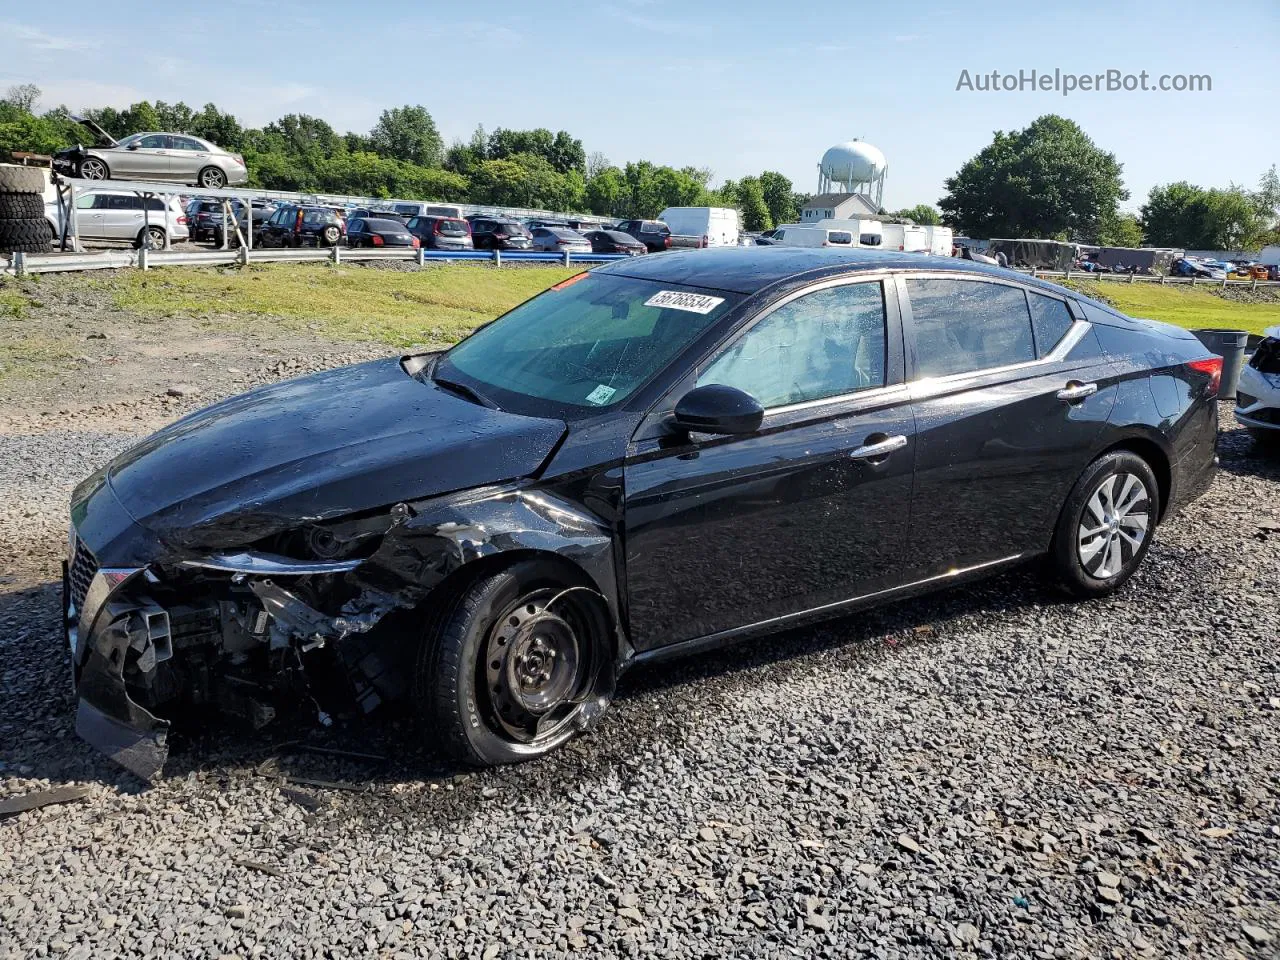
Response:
[1192, 328, 1249, 400]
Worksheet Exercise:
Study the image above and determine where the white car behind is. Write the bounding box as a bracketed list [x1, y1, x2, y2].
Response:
[45, 190, 190, 248]
[1236, 326, 1280, 451]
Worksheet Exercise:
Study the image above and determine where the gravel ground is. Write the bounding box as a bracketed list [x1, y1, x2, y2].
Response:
[1, 378, 1278, 958]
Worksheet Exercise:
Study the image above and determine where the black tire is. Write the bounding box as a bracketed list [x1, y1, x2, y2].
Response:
[1247, 427, 1280, 453]
[197, 166, 226, 189]
[0, 217, 53, 248]
[0, 165, 45, 193]
[78, 157, 109, 181]
[321, 225, 340, 246]
[414, 558, 612, 766]
[1046, 450, 1160, 598]
[1, 239, 53, 254]
[0, 193, 44, 220]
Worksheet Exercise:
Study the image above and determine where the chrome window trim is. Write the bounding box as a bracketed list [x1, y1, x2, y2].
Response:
[766, 382, 909, 417]
[906, 319, 1093, 399]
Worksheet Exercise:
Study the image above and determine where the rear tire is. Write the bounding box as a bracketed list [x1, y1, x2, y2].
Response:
[137, 225, 166, 249]
[1047, 451, 1159, 598]
[198, 166, 226, 189]
[413, 558, 612, 766]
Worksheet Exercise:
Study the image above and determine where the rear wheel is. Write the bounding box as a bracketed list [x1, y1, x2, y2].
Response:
[321, 225, 340, 246]
[137, 225, 166, 249]
[1047, 451, 1159, 598]
[198, 166, 226, 189]
[414, 558, 612, 766]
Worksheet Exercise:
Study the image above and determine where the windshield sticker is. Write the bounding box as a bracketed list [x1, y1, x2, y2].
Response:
[585, 384, 617, 405]
[644, 290, 725, 314]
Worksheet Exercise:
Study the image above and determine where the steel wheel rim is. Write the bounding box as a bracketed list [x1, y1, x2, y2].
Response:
[82, 159, 106, 180]
[483, 590, 586, 745]
[1078, 471, 1150, 579]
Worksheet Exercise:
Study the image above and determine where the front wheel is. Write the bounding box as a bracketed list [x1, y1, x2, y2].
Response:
[414, 559, 612, 766]
[79, 157, 109, 180]
[1046, 451, 1159, 598]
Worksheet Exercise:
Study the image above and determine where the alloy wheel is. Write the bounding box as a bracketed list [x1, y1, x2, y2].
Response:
[482, 589, 586, 745]
[1077, 472, 1151, 579]
[200, 168, 225, 189]
[81, 158, 107, 180]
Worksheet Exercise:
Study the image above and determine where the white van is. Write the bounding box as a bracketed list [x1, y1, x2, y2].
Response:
[772, 226, 856, 248]
[658, 206, 740, 246]
[392, 201, 465, 220]
[922, 225, 954, 256]
[814, 218, 884, 248]
[879, 223, 929, 253]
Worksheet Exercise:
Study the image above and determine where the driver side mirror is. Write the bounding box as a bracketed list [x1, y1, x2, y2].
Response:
[126, 142, 139, 150]
[671, 384, 764, 436]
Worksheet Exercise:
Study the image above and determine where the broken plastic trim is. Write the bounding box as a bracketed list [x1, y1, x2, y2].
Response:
[181, 551, 365, 575]
[248, 580, 385, 650]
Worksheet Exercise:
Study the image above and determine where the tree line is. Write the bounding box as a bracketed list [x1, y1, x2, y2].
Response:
[2, 85, 1275, 248]
[939, 114, 1280, 251]
[0, 85, 806, 228]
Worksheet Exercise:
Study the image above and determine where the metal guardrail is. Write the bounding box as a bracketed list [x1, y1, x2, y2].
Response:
[1025, 268, 1280, 289]
[1, 245, 628, 276]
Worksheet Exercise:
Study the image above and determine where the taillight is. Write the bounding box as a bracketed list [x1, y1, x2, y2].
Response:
[663, 235, 671, 248]
[371, 234, 384, 246]
[232, 154, 244, 165]
[411, 237, 420, 248]
[295, 211, 303, 232]
[1188, 357, 1223, 398]
[434, 221, 444, 234]
[494, 233, 508, 240]
[177, 216, 188, 224]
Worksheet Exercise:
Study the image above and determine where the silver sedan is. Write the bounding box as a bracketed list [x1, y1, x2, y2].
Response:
[54, 116, 249, 189]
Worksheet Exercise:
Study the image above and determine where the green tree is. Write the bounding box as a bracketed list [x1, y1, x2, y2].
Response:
[369, 105, 443, 167]
[190, 103, 243, 149]
[585, 166, 628, 217]
[940, 115, 1127, 241]
[737, 176, 772, 231]
[758, 170, 798, 226]
[891, 203, 942, 225]
[1140, 182, 1267, 250]
[153, 100, 194, 134]
[1096, 210, 1144, 247]
[262, 114, 341, 159]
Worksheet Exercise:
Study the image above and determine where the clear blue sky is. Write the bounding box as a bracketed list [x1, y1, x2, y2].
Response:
[3, 0, 1276, 211]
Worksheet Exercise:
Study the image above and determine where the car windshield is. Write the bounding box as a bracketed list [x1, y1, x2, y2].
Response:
[438, 273, 741, 413]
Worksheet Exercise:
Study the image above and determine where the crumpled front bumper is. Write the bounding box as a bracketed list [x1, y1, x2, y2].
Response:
[64, 560, 172, 780]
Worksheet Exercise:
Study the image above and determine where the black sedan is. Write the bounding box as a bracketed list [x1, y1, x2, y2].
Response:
[345, 217, 419, 248]
[64, 249, 1219, 777]
[583, 229, 647, 255]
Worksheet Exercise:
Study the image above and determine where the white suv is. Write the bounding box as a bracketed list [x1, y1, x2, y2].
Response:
[45, 190, 190, 248]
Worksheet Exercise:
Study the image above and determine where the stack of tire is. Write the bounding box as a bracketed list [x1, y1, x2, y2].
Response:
[0, 164, 52, 256]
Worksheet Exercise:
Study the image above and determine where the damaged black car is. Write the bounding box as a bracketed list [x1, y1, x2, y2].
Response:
[66, 248, 1220, 778]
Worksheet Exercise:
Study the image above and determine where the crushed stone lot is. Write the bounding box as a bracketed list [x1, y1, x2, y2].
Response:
[1, 304, 1279, 956]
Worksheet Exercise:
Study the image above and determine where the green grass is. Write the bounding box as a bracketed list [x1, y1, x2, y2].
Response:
[108, 263, 581, 347]
[0, 288, 32, 319]
[1063, 280, 1280, 336]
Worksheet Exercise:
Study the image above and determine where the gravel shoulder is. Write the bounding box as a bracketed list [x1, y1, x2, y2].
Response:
[1, 306, 1278, 957]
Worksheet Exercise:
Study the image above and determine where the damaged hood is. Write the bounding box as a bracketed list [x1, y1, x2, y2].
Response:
[101, 358, 566, 550]
[70, 115, 118, 147]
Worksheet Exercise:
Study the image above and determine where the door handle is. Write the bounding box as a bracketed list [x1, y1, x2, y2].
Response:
[1057, 381, 1098, 403]
[849, 434, 908, 460]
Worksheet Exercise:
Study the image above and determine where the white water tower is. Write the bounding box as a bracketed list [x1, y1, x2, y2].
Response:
[818, 140, 887, 208]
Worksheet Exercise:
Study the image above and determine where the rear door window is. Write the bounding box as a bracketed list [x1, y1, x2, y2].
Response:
[1027, 292, 1074, 357]
[906, 278, 1036, 378]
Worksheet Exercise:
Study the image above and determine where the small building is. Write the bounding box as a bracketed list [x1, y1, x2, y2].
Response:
[800, 192, 880, 224]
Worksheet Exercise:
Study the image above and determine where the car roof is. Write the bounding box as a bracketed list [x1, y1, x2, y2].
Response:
[595, 247, 1127, 306]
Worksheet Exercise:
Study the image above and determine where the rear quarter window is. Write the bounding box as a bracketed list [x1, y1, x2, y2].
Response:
[907, 278, 1036, 378]
[1027, 292, 1075, 356]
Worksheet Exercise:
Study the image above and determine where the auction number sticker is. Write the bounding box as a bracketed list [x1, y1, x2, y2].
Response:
[644, 290, 725, 314]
